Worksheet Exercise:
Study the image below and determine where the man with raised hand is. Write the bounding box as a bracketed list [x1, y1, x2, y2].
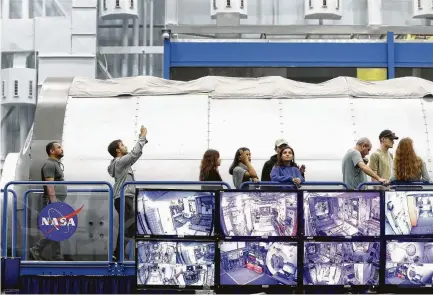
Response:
[107, 125, 148, 261]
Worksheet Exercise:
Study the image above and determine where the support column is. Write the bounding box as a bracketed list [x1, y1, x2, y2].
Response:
[386, 31, 395, 79]
[19, 106, 28, 147]
[121, 19, 129, 77]
[163, 38, 171, 80]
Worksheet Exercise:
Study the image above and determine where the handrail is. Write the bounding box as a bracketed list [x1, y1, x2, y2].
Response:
[118, 181, 231, 263]
[1, 181, 114, 261]
[21, 188, 109, 261]
[357, 181, 432, 190]
[0, 189, 18, 257]
[240, 181, 349, 190]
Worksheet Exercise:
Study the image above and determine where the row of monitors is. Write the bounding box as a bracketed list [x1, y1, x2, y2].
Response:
[135, 239, 433, 289]
[136, 189, 433, 238]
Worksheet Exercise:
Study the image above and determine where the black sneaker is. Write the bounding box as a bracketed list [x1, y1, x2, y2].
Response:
[29, 247, 43, 261]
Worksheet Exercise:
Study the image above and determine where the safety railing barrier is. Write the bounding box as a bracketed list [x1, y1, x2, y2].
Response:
[1, 181, 114, 262]
[118, 181, 232, 263]
[357, 181, 433, 190]
[0, 189, 18, 257]
[21, 188, 113, 261]
[240, 181, 349, 190]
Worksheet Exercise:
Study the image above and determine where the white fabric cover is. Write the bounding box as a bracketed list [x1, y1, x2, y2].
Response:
[69, 75, 433, 99]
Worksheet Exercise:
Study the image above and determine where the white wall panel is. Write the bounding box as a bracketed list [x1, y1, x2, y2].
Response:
[72, 35, 97, 54]
[38, 58, 96, 85]
[71, 8, 97, 35]
[35, 18, 71, 53]
[352, 99, 428, 161]
[1, 20, 34, 52]
[420, 99, 433, 175]
[280, 98, 354, 161]
[136, 95, 208, 159]
[63, 97, 138, 160]
[209, 99, 281, 160]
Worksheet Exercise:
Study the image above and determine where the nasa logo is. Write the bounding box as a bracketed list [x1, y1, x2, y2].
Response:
[37, 202, 84, 242]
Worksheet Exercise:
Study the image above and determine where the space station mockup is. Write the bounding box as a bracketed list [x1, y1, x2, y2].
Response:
[1, 75, 433, 260]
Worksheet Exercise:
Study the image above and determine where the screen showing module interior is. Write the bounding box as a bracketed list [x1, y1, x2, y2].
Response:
[385, 241, 433, 286]
[220, 191, 298, 237]
[136, 241, 215, 287]
[303, 242, 380, 286]
[385, 191, 433, 235]
[219, 241, 298, 285]
[303, 191, 381, 237]
[136, 190, 215, 236]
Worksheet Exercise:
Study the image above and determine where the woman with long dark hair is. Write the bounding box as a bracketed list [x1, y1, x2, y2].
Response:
[270, 145, 304, 186]
[391, 137, 430, 182]
[200, 149, 223, 190]
[229, 147, 258, 189]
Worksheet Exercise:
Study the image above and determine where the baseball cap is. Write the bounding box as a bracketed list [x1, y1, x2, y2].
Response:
[379, 130, 399, 140]
[275, 139, 289, 147]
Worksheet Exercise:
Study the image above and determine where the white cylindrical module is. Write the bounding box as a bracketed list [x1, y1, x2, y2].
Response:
[413, 0, 433, 19]
[99, 0, 139, 20]
[2, 76, 433, 259]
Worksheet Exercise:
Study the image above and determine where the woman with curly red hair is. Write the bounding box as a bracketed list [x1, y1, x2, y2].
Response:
[391, 137, 430, 182]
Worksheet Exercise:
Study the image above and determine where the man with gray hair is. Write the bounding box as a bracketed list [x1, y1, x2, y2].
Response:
[342, 137, 388, 189]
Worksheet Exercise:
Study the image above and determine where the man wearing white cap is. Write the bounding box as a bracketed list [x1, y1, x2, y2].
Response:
[261, 139, 306, 181]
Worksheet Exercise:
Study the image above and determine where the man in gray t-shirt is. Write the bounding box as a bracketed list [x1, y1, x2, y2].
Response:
[29, 141, 66, 261]
[342, 137, 388, 190]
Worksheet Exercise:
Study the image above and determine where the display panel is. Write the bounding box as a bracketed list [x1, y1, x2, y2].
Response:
[220, 191, 298, 237]
[304, 191, 381, 237]
[385, 191, 433, 235]
[136, 189, 216, 237]
[219, 241, 298, 285]
[136, 240, 215, 287]
[303, 242, 380, 286]
[385, 241, 433, 286]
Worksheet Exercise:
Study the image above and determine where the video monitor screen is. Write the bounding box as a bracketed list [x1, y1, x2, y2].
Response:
[219, 241, 298, 285]
[303, 242, 380, 286]
[136, 241, 215, 287]
[303, 191, 381, 237]
[136, 190, 215, 236]
[385, 191, 433, 235]
[220, 191, 298, 237]
[385, 241, 433, 286]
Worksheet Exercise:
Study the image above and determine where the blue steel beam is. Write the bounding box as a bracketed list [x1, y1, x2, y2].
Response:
[165, 38, 433, 75]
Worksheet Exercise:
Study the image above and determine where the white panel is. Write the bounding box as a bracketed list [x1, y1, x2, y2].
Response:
[72, 35, 97, 54]
[352, 99, 428, 161]
[72, 8, 97, 35]
[62, 97, 138, 160]
[136, 95, 208, 159]
[209, 99, 281, 159]
[35, 18, 71, 53]
[1, 20, 34, 52]
[280, 98, 353, 160]
[420, 99, 433, 175]
[73, 0, 98, 7]
[38, 58, 95, 85]
[211, 0, 248, 19]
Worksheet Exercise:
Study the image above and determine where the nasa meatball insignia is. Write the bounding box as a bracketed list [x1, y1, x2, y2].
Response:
[37, 202, 84, 242]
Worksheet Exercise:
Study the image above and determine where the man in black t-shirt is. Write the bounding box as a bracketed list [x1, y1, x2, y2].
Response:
[29, 142, 66, 261]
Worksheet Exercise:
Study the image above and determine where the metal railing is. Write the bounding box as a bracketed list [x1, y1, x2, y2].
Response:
[1, 181, 114, 260]
[357, 181, 433, 190]
[240, 181, 349, 190]
[21, 188, 111, 261]
[0, 189, 18, 257]
[118, 181, 232, 263]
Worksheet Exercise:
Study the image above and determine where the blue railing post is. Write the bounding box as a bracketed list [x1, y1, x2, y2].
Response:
[118, 181, 232, 263]
[20, 188, 109, 261]
[0, 189, 18, 257]
[2, 181, 114, 261]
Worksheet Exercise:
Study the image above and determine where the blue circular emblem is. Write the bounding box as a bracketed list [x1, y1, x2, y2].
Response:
[38, 202, 80, 242]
